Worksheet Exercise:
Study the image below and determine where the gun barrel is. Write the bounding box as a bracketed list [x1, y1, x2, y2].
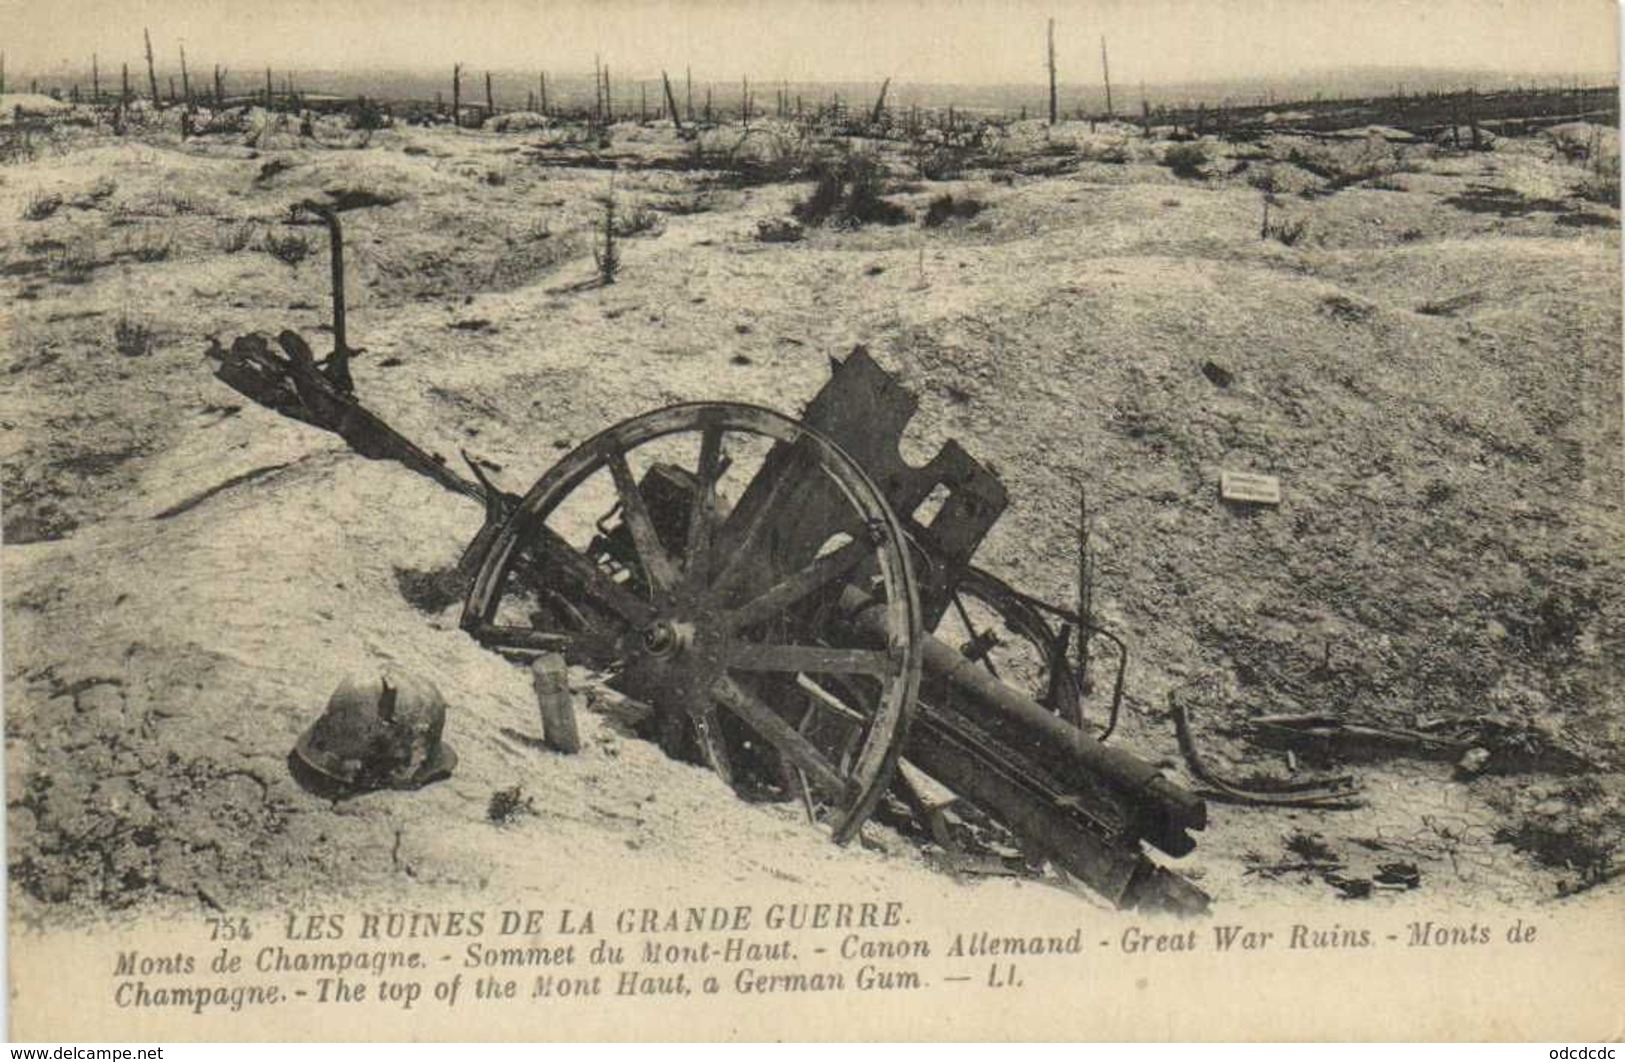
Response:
[847, 591, 1206, 855]
[904, 701, 1209, 914]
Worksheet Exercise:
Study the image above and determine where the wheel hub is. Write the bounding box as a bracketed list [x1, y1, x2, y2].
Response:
[640, 619, 695, 658]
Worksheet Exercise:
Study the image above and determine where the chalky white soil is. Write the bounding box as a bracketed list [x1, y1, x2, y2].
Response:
[3, 105, 1622, 928]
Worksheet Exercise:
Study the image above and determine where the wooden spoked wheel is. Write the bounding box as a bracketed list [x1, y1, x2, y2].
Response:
[462, 402, 923, 844]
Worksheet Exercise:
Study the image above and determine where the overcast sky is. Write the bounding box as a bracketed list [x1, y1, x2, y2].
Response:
[3, 0, 1618, 85]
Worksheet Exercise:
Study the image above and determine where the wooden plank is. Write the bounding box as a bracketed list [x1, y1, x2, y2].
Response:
[1220, 470, 1282, 505]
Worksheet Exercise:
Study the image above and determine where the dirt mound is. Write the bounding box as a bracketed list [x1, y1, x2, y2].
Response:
[4, 116, 1621, 919]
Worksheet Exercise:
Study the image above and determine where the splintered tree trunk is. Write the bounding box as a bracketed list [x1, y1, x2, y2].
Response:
[485, 71, 494, 117]
[213, 64, 223, 107]
[92, 53, 100, 102]
[1100, 35, 1114, 119]
[143, 28, 160, 106]
[662, 71, 684, 133]
[1047, 18, 1057, 125]
[179, 46, 190, 108]
[452, 63, 461, 124]
[265, 67, 273, 108]
[539, 72, 547, 116]
[871, 77, 890, 126]
[685, 66, 693, 122]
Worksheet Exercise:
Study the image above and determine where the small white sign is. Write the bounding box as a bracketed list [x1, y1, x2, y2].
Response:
[1220, 471, 1282, 505]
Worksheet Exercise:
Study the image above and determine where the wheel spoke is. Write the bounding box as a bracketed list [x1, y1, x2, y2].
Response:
[530, 524, 657, 626]
[605, 444, 680, 594]
[722, 537, 870, 633]
[711, 676, 853, 802]
[682, 422, 725, 587]
[726, 642, 892, 676]
[469, 622, 621, 665]
[688, 696, 735, 786]
[465, 622, 571, 652]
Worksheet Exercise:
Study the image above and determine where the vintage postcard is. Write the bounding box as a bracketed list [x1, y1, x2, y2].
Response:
[3, 0, 1621, 1042]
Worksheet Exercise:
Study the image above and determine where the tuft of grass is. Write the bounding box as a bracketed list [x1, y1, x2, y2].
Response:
[261, 231, 312, 266]
[0, 128, 38, 165]
[126, 233, 172, 263]
[1320, 293, 1374, 323]
[217, 222, 256, 254]
[909, 140, 970, 181]
[1258, 195, 1306, 246]
[1162, 141, 1210, 179]
[347, 96, 391, 132]
[613, 203, 666, 238]
[69, 176, 118, 209]
[1247, 165, 1281, 193]
[1264, 218, 1307, 246]
[755, 217, 805, 243]
[53, 240, 100, 284]
[793, 149, 909, 228]
[325, 186, 402, 211]
[652, 193, 714, 216]
[256, 158, 294, 183]
[513, 218, 552, 243]
[1284, 830, 1339, 864]
[487, 785, 537, 825]
[1095, 143, 1130, 165]
[22, 192, 64, 221]
[114, 315, 154, 357]
[922, 192, 986, 228]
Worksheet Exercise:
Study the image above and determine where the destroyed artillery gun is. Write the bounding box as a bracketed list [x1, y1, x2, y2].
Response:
[212, 210, 1212, 915]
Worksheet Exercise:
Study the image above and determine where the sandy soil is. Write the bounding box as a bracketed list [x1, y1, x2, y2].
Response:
[3, 103, 1622, 923]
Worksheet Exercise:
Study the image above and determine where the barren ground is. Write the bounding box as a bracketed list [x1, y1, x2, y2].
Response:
[3, 101, 1622, 925]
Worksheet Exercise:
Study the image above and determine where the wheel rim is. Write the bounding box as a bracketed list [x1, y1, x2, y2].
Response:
[462, 402, 922, 844]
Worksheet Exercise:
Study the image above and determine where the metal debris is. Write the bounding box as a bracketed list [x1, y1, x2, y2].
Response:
[209, 231, 1216, 914]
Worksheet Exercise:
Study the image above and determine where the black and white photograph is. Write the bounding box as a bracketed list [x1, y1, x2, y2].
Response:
[3, 0, 1620, 1041]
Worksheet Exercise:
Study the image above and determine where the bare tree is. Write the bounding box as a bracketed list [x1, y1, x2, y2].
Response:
[1047, 18, 1058, 125]
[1100, 35, 1114, 119]
[143, 29, 160, 106]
